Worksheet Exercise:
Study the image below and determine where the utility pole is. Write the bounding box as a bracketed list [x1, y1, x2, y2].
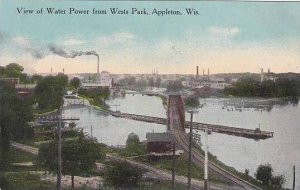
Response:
[55, 105, 80, 190]
[293, 165, 295, 190]
[90, 125, 93, 138]
[57, 107, 62, 190]
[172, 143, 176, 190]
[187, 110, 195, 190]
[204, 128, 209, 190]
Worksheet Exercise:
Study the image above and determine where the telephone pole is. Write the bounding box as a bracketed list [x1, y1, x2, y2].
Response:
[55, 105, 80, 190]
[187, 110, 197, 190]
[90, 125, 93, 138]
[57, 108, 62, 190]
[172, 143, 176, 189]
[293, 165, 295, 190]
[204, 128, 209, 190]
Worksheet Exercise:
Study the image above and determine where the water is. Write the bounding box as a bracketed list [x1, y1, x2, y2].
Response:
[64, 94, 300, 189]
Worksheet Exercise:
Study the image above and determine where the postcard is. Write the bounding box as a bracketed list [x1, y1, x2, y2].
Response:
[0, 1, 299, 190]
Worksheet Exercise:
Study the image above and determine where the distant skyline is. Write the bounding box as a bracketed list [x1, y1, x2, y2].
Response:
[0, 1, 300, 74]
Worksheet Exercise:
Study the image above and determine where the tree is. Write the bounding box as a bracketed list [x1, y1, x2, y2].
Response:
[155, 77, 161, 88]
[37, 135, 105, 189]
[125, 133, 145, 156]
[34, 75, 68, 111]
[69, 77, 81, 89]
[31, 74, 43, 84]
[2, 63, 24, 78]
[148, 77, 155, 87]
[255, 163, 285, 189]
[166, 80, 183, 92]
[0, 80, 33, 170]
[104, 161, 143, 188]
[244, 169, 249, 179]
[256, 163, 273, 186]
[270, 175, 285, 190]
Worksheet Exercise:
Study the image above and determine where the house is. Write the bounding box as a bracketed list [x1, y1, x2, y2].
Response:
[146, 132, 183, 162]
[15, 83, 37, 98]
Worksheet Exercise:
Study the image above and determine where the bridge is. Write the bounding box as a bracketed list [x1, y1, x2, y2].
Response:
[108, 111, 273, 140]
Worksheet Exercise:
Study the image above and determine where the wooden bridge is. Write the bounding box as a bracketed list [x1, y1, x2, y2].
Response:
[108, 110, 273, 140]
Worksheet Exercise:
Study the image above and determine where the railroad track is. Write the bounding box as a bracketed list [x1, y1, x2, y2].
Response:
[172, 125, 262, 190]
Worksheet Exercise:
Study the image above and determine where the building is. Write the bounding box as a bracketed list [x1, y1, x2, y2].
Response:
[81, 71, 112, 90]
[146, 132, 183, 162]
[15, 84, 37, 98]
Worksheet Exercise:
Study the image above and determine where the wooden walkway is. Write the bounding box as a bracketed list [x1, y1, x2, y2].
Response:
[109, 111, 273, 140]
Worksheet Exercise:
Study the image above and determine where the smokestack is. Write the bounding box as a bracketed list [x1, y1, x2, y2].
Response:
[261, 68, 264, 82]
[208, 68, 210, 80]
[203, 69, 205, 76]
[51, 68, 52, 73]
[196, 66, 199, 78]
[97, 55, 99, 78]
[63, 68, 65, 74]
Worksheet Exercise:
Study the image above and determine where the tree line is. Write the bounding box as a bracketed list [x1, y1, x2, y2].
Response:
[224, 77, 299, 98]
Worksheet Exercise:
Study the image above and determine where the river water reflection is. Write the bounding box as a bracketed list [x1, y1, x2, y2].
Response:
[64, 94, 300, 189]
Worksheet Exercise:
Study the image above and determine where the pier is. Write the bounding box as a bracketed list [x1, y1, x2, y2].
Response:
[109, 111, 273, 140]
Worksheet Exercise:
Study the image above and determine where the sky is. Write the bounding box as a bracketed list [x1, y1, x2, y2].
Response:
[0, 0, 300, 74]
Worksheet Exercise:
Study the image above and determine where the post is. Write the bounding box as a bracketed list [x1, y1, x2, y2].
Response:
[57, 107, 62, 190]
[172, 143, 176, 189]
[90, 125, 93, 138]
[293, 165, 295, 190]
[204, 128, 208, 190]
[187, 112, 193, 190]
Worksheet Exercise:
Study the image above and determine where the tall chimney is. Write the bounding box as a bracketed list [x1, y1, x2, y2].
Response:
[97, 55, 99, 77]
[261, 68, 264, 82]
[63, 68, 65, 74]
[196, 66, 199, 78]
[208, 68, 210, 80]
[51, 68, 52, 73]
[203, 69, 205, 76]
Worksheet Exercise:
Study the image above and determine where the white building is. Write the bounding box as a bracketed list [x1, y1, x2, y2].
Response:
[82, 71, 112, 89]
[98, 71, 112, 87]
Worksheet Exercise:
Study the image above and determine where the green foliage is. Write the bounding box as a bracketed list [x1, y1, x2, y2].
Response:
[31, 74, 44, 84]
[256, 163, 273, 186]
[125, 133, 146, 156]
[0, 63, 24, 78]
[78, 87, 110, 100]
[0, 172, 54, 190]
[166, 80, 183, 92]
[225, 77, 298, 98]
[184, 97, 200, 107]
[34, 74, 68, 111]
[270, 175, 285, 190]
[104, 161, 143, 188]
[37, 134, 106, 187]
[255, 163, 285, 189]
[69, 77, 81, 89]
[0, 81, 34, 170]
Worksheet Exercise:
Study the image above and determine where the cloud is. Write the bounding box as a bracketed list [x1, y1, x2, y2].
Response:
[12, 36, 30, 46]
[62, 38, 86, 46]
[96, 32, 135, 47]
[208, 27, 240, 39]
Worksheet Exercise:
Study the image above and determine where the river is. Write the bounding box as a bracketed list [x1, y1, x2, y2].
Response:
[63, 94, 300, 189]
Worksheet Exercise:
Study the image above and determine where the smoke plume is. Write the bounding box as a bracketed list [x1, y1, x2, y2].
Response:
[47, 44, 99, 59]
[27, 43, 99, 60]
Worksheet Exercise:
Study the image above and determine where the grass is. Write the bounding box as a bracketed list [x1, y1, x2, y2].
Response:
[1, 172, 55, 190]
[192, 142, 264, 188]
[110, 144, 225, 184]
[9, 149, 35, 163]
